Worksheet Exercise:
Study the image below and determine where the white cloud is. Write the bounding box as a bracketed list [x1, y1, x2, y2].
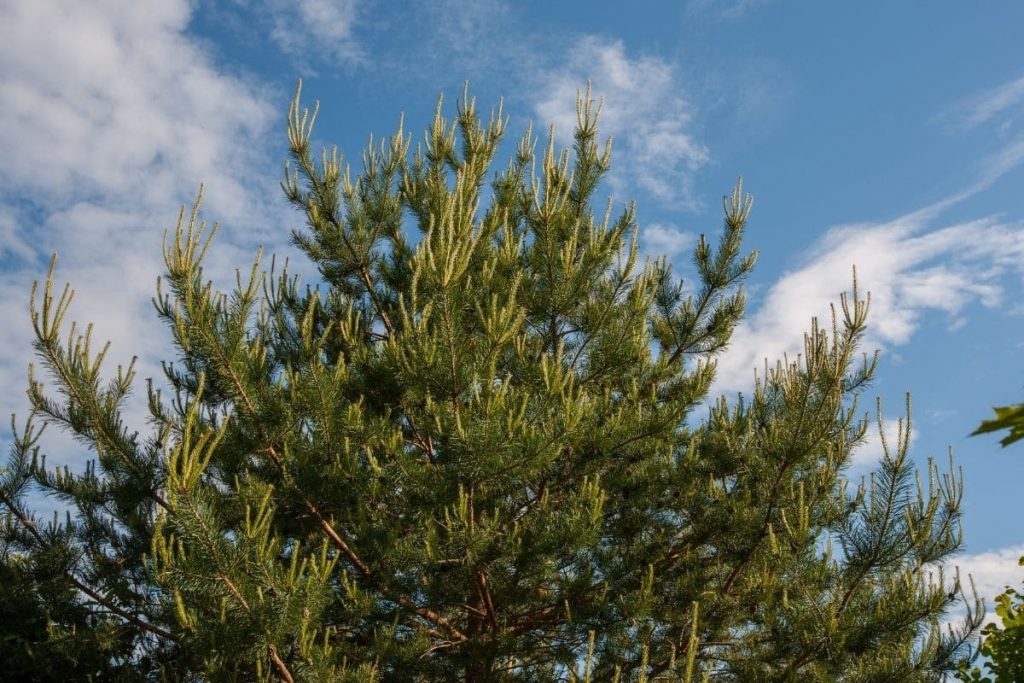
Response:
[955, 545, 1024, 625]
[0, 0, 285, 468]
[943, 74, 1024, 131]
[713, 210, 1024, 396]
[642, 223, 694, 260]
[264, 0, 363, 67]
[971, 135, 1024, 191]
[534, 37, 709, 208]
[848, 416, 917, 475]
[413, 0, 511, 58]
[0, 2, 275, 222]
[0, 207, 33, 261]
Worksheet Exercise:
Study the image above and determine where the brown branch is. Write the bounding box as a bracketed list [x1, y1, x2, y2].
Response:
[302, 497, 371, 576]
[507, 606, 558, 635]
[357, 265, 394, 336]
[216, 572, 296, 683]
[327, 212, 394, 337]
[404, 414, 436, 464]
[269, 645, 296, 683]
[209, 327, 460, 645]
[476, 569, 499, 631]
[73, 574, 176, 642]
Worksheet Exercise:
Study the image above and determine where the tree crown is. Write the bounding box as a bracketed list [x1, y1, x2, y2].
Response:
[0, 84, 982, 681]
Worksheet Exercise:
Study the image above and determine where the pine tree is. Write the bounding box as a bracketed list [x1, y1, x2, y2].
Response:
[1, 84, 983, 681]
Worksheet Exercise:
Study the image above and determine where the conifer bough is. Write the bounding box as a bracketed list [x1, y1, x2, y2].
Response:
[0, 85, 983, 680]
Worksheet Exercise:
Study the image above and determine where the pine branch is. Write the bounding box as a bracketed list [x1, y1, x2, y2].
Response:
[0, 492, 175, 642]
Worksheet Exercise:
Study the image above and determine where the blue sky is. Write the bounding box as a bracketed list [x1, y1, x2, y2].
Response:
[2, 0, 1024, 616]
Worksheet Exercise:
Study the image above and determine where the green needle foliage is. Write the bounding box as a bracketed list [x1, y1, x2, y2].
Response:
[1, 85, 983, 681]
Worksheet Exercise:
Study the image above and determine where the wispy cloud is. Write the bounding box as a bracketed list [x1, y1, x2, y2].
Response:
[252, 0, 520, 84]
[534, 37, 709, 209]
[642, 223, 694, 260]
[380, 0, 536, 90]
[263, 0, 363, 67]
[713, 209, 1024, 396]
[0, 0, 284, 465]
[0, 207, 33, 261]
[942, 74, 1024, 132]
[410, 0, 512, 58]
[968, 135, 1024, 193]
[686, 0, 772, 19]
[706, 94, 1024, 400]
[926, 74, 1024, 219]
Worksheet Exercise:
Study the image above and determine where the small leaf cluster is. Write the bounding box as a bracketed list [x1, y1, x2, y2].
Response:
[958, 556, 1024, 683]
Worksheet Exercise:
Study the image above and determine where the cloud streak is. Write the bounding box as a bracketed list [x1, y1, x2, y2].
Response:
[264, 0, 363, 67]
[713, 209, 1024, 397]
[943, 73, 1024, 131]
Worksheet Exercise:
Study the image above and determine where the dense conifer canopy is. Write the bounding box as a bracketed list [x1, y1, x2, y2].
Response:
[0, 85, 982, 681]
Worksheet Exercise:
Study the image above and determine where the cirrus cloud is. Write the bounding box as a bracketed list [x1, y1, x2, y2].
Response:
[713, 209, 1024, 397]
